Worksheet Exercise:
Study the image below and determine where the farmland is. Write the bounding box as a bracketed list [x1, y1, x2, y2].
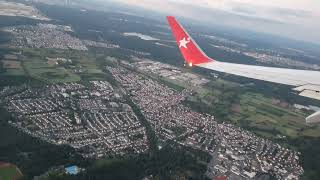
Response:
[228, 92, 319, 138]
[0, 48, 107, 84]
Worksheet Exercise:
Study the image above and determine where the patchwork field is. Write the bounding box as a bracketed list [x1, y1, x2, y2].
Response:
[230, 92, 320, 138]
[1, 53, 25, 76]
[0, 48, 112, 84]
[23, 57, 80, 83]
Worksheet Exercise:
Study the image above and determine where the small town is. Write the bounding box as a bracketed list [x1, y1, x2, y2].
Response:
[0, 57, 305, 179]
[0, 43, 306, 180]
[3, 24, 88, 50]
[2, 81, 149, 158]
[108, 64, 303, 180]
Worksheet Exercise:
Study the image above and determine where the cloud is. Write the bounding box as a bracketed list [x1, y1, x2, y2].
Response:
[271, 8, 311, 18]
[226, 2, 313, 25]
[231, 5, 256, 16]
[106, 0, 320, 43]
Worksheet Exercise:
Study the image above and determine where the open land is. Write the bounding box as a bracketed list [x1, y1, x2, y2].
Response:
[0, 48, 109, 83]
[0, 1, 49, 21]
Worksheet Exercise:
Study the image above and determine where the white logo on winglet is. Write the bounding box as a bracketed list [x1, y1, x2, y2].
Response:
[179, 37, 190, 49]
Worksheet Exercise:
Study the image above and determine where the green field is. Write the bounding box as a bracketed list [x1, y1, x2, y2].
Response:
[23, 57, 81, 83]
[229, 92, 320, 138]
[22, 48, 81, 83]
[0, 48, 109, 84]
[0, 165, 22, 180]
[3, 69, 25, 76]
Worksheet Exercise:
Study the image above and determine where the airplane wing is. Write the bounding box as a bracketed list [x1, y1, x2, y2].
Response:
[167, 16, 320, 123]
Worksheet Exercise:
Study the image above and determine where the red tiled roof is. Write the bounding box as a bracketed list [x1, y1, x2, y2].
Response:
[214, 175, 227, 180]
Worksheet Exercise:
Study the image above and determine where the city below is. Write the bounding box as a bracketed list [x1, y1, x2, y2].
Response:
[0, 1, 319, 180]
[1, 58, 304, 179]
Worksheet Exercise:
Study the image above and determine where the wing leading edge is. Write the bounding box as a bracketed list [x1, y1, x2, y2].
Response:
[167, 16, 320, 123]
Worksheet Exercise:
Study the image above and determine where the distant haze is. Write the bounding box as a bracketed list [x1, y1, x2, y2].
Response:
[97, 0, 320, 45]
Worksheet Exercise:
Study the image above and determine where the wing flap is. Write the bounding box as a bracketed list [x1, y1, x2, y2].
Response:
[306, 111, 320, 124]
[293, 84, 320, 92]
[299, 90, 320, 100]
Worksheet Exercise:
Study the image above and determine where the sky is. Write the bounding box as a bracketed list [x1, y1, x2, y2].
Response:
[105, 0, 320, 44]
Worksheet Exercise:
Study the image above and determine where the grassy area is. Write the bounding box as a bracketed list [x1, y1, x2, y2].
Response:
[22, 57, 81, 83]
[18, 49, 110, 83]
[0, 48, 110, 84]
[233, 92, 320, 138]
[157, 78, 185, 92]
[0, 165, 22, 180]
[3, 69, 25, 76]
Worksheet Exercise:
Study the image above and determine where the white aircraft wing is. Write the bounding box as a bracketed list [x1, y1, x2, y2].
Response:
[198, 61, 320, 100]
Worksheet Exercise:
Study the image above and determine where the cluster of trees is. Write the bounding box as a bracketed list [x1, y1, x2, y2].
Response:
[43, 144, 211, 180]
[0, 61, 4, 74]
[0, 75, 32, 87]
[280, 137, 320, 180]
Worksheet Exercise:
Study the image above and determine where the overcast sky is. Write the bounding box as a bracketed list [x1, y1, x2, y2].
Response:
[106, 0, 320, 44]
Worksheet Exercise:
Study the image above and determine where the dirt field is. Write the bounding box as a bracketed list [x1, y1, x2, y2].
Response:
[46, 57, 58, 66]
[0, 162, 11, 168]
[1, 60, 21, 69]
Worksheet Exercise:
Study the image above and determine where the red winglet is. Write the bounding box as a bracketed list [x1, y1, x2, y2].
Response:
[167, 16, 213, 66]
